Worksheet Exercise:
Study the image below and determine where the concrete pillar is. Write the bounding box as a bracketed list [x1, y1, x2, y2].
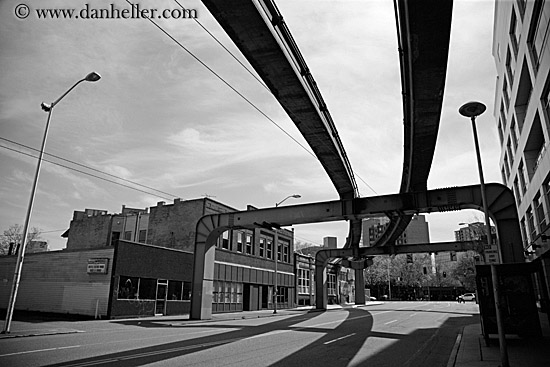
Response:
[355, 269, 366, 304]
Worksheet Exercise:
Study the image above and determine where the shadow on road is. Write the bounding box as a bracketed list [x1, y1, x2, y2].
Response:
[44, 306, 479, 367]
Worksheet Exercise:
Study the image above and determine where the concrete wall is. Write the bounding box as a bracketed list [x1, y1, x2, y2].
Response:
[0, 248, 113, 317]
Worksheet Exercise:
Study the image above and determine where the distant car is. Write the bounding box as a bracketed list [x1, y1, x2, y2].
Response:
[457, 293, 476, 303]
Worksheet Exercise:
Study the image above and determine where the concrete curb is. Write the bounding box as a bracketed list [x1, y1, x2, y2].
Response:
[446, 326, 464, 367]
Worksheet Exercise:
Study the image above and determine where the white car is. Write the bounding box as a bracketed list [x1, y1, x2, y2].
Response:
[457, 293, 476, 303]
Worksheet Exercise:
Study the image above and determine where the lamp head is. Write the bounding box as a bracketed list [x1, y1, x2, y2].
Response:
[459, 101, 486, 118]
[84, 72, 101, 82]
[292, 194, 301, 198]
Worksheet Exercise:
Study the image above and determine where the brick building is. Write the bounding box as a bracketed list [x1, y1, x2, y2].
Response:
[61, 197, 296, 315]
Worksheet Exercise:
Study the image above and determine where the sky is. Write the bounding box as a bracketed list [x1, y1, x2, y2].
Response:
[0, 0, 502, 251]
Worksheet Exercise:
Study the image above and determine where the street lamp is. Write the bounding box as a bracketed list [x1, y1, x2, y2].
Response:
[459, 102, 497, 261]
[459, 101, 508, 367]
[275, 194, 301, 207]
[273, 194, 301, 314]
[2, 72, 101, 334]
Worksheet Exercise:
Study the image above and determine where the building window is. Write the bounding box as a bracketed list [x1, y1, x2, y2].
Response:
[236, 231, 243, 253]
[504, 153, 511, 179]
[511, 118, 518, 151]
[259, 237, 266, 258]
[282, 241, 290, 263]
[535, 193, 547, 231]
[500, 103, 507, 129]
[525, 112, 546, 177]
[118, 276, 139, 299]
[520, 217, 528, 247]
[276, 286, 289, 303]
[510, 8, 519, 57]
[110, 231, 120, 245]
[519, 161, 528, 194]
[504, 77, 511, 109]
[543, 82, 550, 126]
[277, 240, 282, 261]
[124, 231, 132, 241]
[515, 59, 532, 130]
[245, 233, 253, 255]
[298, 268, 310, 294]
[266, 237, 273, 260]
[138, 230, 147, 243]
[222, 231, 230, 249]
[527, 0, 549, 72]
[168, 280, 191, 300]
[506, 48, 515, 85]
[327, 273, 337, 296]
[527, 207, 537, 239]
[514, 176, 522, 204]
[213, 281, 243, 304]
[507, 138, 514, 165]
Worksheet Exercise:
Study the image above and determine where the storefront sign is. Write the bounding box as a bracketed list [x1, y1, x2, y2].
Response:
[87, 258, 109, 274]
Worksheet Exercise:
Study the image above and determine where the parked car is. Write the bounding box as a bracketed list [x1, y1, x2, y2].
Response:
[457, 293, 476, 303]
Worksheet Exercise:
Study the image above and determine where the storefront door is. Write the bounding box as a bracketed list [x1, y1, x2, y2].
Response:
[156, 280, 167, 315]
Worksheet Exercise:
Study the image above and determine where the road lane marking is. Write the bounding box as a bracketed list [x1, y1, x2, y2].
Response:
[0, 345, 81, 357]
[324, 333, 356, 345]
[384, 320, 398, 325]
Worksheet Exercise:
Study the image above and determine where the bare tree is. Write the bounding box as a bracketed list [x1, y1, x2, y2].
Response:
[0, 224, 42, 255]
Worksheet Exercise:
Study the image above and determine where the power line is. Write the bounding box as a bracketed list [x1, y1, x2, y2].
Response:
[134, 0, 378, 197]
[0, 136, 180, 200]
[172, 0, 270, 92]
[0, 143, 175, 201]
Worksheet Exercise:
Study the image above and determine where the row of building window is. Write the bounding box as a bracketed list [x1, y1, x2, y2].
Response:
[117, 276, 191, 301]
[498, 0, 549, 186]
[217, 230, 292, 263]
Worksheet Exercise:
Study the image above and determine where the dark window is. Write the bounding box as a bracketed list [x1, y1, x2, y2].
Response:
[183, 282, 192, 300]
[124, 231, 132, 241]
[245, 233, 253, 255]
[168, 280, 183, 300]
[259, 237, 265, 257]
[118, 276, 139, 299]
[138, 230, 147, 243]
[236, 231, 243, 253]
[139, 278, 157, 300]
[110, 231, 120, 245]
[266, 238, 273, 260]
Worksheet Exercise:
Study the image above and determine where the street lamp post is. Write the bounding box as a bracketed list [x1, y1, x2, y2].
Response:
[459, 101, 508, 367]
[2, 72, 101, 334]
[273, 194, 301, 314]
[459, 102, 494, 256]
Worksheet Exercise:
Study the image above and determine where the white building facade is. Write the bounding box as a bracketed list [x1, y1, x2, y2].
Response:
[493, 0, 550, 259]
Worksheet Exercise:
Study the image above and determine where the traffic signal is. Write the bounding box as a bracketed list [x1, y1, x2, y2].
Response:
[423, 267, 427, 274]
[406, 254, 413, 263]
[443, 271, 447, 278]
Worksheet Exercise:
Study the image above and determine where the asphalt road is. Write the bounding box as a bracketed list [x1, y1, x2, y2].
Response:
[0, 301, 480, 367]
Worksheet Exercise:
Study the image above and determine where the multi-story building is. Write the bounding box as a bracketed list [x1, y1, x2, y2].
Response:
[493, 0, 550, 259]
[295, 237, 355, 306]
[363, 215, 430, 247]
[63, 197, 296, 314]
[493, 0, 550, 313]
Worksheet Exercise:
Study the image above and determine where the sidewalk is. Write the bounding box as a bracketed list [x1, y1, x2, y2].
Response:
[449, 312, 550, 367]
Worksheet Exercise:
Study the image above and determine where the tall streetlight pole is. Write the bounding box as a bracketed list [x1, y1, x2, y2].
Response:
[459, 102, 496, 260]
[2, 72, 101, 334]
[273, 194, 301, 314]
[459, 101, 508, 367]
